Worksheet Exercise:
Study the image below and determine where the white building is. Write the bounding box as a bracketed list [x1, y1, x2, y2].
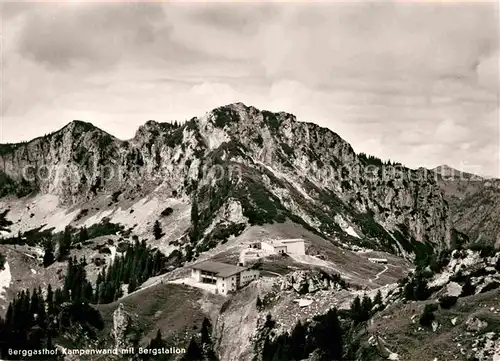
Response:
[190, 260, 260, 295]
[260, 239, 306, 255]
[368, 258, 388, 264]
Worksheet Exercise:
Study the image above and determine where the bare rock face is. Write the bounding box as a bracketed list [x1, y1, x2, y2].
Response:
[470, 332, 500, 361]
[112, 303, 132, 349]
[465, 316, 488, 332]
[446, 282, 463, 297]
[281, 270, 346, 294]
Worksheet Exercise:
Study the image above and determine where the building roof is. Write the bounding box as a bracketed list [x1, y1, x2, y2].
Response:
[191, 260, 249, 278]
[267, 238, 304, 247]
[279, 239, 304, 244]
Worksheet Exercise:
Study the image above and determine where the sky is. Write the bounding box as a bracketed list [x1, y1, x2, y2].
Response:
[0, 1, 499, 177]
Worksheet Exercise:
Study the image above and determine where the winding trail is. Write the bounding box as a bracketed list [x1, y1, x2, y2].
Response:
[369, 265, 389, 283]
[375, 265, 389, 280]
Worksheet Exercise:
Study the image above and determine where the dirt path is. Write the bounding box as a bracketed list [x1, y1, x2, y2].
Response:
[375, 265, 389, 280]
[369, 265, 389, 283]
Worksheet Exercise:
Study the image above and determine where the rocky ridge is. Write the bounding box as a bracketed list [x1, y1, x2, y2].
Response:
[0, 103, 451, 259]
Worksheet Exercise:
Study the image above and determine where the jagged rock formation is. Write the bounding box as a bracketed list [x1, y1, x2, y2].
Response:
[428, 249, 500, 296]
[0, 103, 452, 257]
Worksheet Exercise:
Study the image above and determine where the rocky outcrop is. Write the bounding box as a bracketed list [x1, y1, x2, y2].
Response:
[112, 303, 133, 350]
[465, 316, 488, 332]
[470, 332, 500, 361]
[429, 249, 500, 297]
[280, 270, 347, 294]
[446, 282, 463, 297]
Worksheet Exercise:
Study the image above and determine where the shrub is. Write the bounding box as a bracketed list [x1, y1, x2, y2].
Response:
[264, 314, 276, 328]
[74, 209, 89, 222]
[461, 278, 476, 297]
[117, 242, 129, 253]
[209, 108, 239, 128]
[467, 240, 497, 258]
[99, 247, 111, 254]
[256, 296, 263, 310]
[110, 191, 122, 203]
[480, 281, 500, 294]
[419, 304, 437, 327]
[153, 220, 163, 240]
[87, 218, 124, 239]
[438, 295, 458, 309]
[161, 207, 174, 217]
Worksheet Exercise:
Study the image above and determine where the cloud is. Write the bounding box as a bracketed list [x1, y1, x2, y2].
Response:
[1, 1, 498, 177]
[13, 3, 205, 70]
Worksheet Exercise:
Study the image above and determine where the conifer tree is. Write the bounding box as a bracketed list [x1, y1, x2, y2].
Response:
[190, 194, 199, 242]
[201, 317, 211, 345]
[128, 277, 138, 294]
[361, 295, 373, 320]
[374, 290, 383, 305]
[79, 226, 89, 243]
[153, 221, 163, 240]
[350, 296, 363, 323]
[290, 321, 306, 360]
[183, 337, 202, 361]
[149, 329, 164, 349]
[46, 284, 54, 315]
[57, 226, 72, 261]
[43, 240, 55, 267]
[256, 295, 263, 310]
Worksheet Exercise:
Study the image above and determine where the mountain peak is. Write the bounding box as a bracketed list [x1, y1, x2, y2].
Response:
[219, 102, 250, 110]
[63, 120, 97, 132]
[433, 164, 483, 180]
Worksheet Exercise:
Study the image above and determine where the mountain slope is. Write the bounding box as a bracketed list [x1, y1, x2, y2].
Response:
[433, 165, 500, 245]
[0, 103, 451, 259]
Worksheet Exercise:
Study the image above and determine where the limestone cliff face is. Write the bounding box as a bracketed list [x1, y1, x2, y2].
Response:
[0, 103, 451, 255]
[0, 121, 121, 203]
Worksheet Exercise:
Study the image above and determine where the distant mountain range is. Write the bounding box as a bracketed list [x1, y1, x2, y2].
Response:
[433, 164, 500, 246]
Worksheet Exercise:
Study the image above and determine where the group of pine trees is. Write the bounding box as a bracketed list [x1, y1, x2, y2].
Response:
[95, 240, 167, 303]
[153, 220, 163, 240]
[13, 219, 124, 268]
[262, 291, 384, 361]
[139, 317, 217, 361]
[402, 271, 431, 301]
[349, 292, 382, 324]
[182, 317, 218, 361]
[0, 258, 103, 359]
[358, 153, 402, 167]
[262, 309, 343, 361]
[0, 236, 168, 359]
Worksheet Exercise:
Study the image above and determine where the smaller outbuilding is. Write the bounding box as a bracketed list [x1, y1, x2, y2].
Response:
[260, 239, 306, 255]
